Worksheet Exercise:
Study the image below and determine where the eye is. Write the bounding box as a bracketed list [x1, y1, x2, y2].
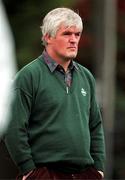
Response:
[63, 32, 72, 36]
[75, 32, 81, 37]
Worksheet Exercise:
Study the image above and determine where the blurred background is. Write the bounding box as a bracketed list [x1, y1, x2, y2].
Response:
[0, 0, 125, 179]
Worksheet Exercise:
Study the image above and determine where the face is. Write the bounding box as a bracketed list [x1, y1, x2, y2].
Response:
[45, 24, 82, 62]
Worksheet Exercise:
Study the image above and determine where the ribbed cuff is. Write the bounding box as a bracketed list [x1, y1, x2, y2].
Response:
[19, 159, 36, 175]
[94, 160, 104, 172]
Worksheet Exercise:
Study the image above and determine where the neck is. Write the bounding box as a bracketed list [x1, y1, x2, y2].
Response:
[58, 59, 71, 72]
[46, 48, 71, 72]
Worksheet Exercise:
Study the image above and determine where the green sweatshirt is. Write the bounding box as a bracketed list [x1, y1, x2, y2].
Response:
[5, 55, 105, 175]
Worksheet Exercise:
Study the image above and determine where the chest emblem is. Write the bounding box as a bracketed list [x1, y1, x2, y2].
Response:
[81, 88, 87, 96]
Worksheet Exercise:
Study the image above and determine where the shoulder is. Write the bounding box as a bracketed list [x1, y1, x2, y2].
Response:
[13, 56, 45, 89]
[19, 56, 42, 74]
[75, 61, 95, 84]
[15, 55, 44, 80]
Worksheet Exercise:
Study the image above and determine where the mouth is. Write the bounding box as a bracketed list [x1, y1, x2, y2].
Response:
[68, 47, 77, 50]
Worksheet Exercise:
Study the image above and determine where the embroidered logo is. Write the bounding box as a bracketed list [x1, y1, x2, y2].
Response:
[81, 88, 87, 96]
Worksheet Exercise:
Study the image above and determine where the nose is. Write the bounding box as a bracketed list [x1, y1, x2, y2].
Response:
[69, 34, 77, 43]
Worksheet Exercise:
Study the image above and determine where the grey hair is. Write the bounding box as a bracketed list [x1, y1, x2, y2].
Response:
[40, 7, 83, 46]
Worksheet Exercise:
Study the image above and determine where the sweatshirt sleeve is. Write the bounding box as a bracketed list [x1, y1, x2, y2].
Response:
[89, 77, 106, 172]
[4, 70, 36, 175]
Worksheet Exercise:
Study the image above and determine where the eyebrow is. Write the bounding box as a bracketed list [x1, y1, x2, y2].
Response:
[62, 31, 81, 35]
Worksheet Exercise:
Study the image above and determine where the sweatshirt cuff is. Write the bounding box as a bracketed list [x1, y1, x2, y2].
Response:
[94, 161, 104, 172]
[18, 159, 36, 175]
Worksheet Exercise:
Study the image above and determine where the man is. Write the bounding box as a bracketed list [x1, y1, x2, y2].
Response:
[4, 7, 105, 179]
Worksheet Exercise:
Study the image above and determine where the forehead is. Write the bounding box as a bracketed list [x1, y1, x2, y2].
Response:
[57, 24, 82, 33]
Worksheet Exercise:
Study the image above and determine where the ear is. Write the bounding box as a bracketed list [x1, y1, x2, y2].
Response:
[43, 33, 53, 44]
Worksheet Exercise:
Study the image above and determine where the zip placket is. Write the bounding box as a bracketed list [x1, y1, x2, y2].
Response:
[64, 70, 71, 94]
[66, 86, 69, 94]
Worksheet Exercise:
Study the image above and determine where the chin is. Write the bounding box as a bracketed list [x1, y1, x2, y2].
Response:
[68, 53, 77, 59]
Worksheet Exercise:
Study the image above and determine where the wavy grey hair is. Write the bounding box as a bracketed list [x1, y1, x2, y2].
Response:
[40, 7, 83, 46]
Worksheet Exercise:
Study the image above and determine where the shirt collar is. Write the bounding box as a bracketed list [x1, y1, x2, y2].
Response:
[42, 50, 78, 72]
